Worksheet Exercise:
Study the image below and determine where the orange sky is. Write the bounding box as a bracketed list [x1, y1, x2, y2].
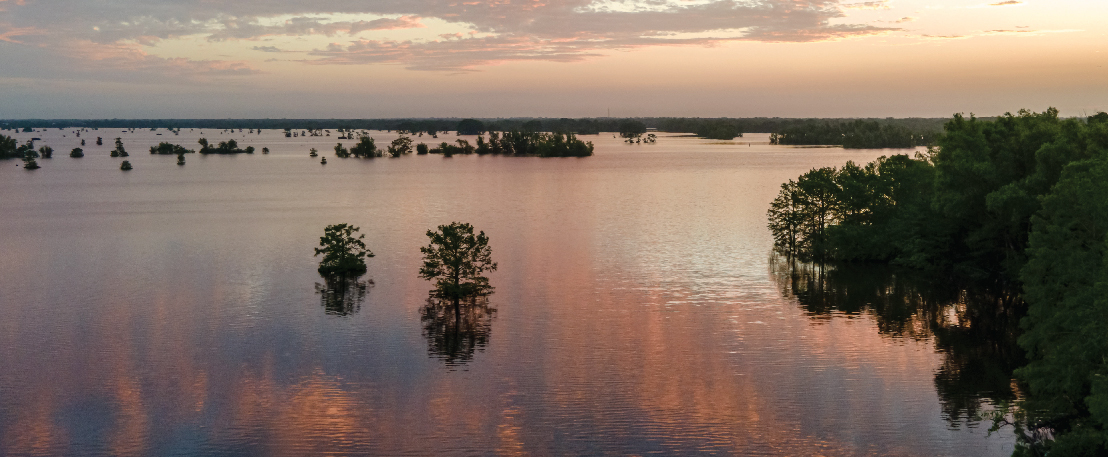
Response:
[0, 0, 1104, 118]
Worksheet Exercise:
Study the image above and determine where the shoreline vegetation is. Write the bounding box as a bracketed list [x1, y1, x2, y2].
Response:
[1, 116, 952, 148]
[767, 108, 1108, 455]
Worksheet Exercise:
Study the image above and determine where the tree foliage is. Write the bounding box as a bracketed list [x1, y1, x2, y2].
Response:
[111, 137, 128, 157]
[314, 224, 374, 278]
[419, 222, 497, 300]
[0, 134, 16, 159]
[770, 119, 937, 149]
[456, 119, 486, 135]
[1012, 144, 1108, 456]
[470, 131, 592, 157]
[767, 109, 1108, 453]
[197, 138, 254, 154]
[149, 142, 193, 155]
[349, 135, 380, 158]
[619, 121, 647, 140]
[387, 136, 413, 157]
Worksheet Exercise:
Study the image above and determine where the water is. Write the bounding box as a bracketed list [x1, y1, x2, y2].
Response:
[0, 128, 1017, 455]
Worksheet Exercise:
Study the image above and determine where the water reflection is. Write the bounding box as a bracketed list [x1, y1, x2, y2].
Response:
[314, 278, 370, 316]
[419, 295, 496, 367]
[770, 255, 1025, 426]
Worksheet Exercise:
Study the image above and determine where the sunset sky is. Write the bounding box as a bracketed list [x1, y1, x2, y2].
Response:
[0, 0, 1104, 118]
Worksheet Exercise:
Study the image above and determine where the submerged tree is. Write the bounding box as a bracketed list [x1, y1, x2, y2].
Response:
[111, 138, 128, 157]
[349, 135, 379, 158]
[387, 136, 413, 157]
[70, 147, 84, 158]
[120, 160, 133, 170]
[419, 222, 497, 303]
[315, 223, 374, 279]
[334, 142, 350, 158]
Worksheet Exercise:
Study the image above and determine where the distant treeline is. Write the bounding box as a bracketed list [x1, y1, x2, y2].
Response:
[769, 119, 939, 148]
[767, 109, 1108, 455]
[0, 116, 951, 137]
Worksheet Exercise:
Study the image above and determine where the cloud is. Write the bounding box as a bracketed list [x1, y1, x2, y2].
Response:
[0, 0, 897, 73]
[989, 1, 1021, 5]
[841, 1, 890, 10]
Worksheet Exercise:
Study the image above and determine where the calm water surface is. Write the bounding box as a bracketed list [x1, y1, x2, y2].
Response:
[0, 129, 1016, 455]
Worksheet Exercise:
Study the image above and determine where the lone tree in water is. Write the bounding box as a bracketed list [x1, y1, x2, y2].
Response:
[419, 222, 497, 302]
[111, 138, 128, 157]
[315, 223, 374, 278]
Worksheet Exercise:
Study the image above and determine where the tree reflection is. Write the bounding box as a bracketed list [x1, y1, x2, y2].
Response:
[770, 255, 1025, 426]
[314, 278, 371, 316]
[419, 294, 496, 367]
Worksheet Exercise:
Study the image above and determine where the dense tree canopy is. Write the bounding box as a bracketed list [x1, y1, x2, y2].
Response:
[314, 224, 374, 278]
[1013, 133, 1108, 456]
[419, 222, 497, 300]
[770, 119, 937, 149]
[149, 142, 193, 155]
[197, 138, 254, 154]
[456, 119, 486, 135]
[767, 109, 1108, 454]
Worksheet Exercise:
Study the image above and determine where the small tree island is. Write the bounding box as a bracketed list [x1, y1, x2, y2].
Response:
[419, 222, 497, 302]
[315, 223, 374, 279]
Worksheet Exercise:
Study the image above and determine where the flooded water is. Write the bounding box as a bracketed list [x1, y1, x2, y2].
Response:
[0, 128, 1017, 455]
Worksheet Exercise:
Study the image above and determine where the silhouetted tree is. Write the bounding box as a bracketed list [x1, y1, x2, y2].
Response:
[315, 223, 373, 279]
[387, 136, 413, 157]
[419, 222, 497, 306]
[111, 138, 128, 157]
[456, 118, 486, 135]
[350, 136, 379, 158]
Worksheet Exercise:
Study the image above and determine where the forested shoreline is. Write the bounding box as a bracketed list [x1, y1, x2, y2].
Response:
[768, 108, 1108, 455]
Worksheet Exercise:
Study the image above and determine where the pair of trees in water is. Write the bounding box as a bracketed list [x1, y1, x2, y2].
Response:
[315, 221, 497, 303]
[315, 222, 498, 365]
[768, 108, 1108, 455]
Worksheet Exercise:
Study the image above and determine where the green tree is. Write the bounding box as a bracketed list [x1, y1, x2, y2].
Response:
[0, 134, 16, 159]
[111, 138, 128, 157]
[1014, 148, 1108, 456]
[334, 142, 350, 158]
[350, 136, 379, 158]
[619, 120, 647, 141]
[456, 119, 486, 135]
[38, 146, 53, 158]
[388, 136, 413, 157]
[419, 222, 497, 302]
[314, 223, 374, 278]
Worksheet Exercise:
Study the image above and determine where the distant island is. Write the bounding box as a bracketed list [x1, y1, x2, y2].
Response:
[0, 117, 950, 149]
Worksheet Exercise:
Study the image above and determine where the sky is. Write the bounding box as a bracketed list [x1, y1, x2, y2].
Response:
[0, 0, 1105, 118]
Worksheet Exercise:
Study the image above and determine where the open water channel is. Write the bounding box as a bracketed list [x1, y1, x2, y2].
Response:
[0, 128, 1017, 455]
